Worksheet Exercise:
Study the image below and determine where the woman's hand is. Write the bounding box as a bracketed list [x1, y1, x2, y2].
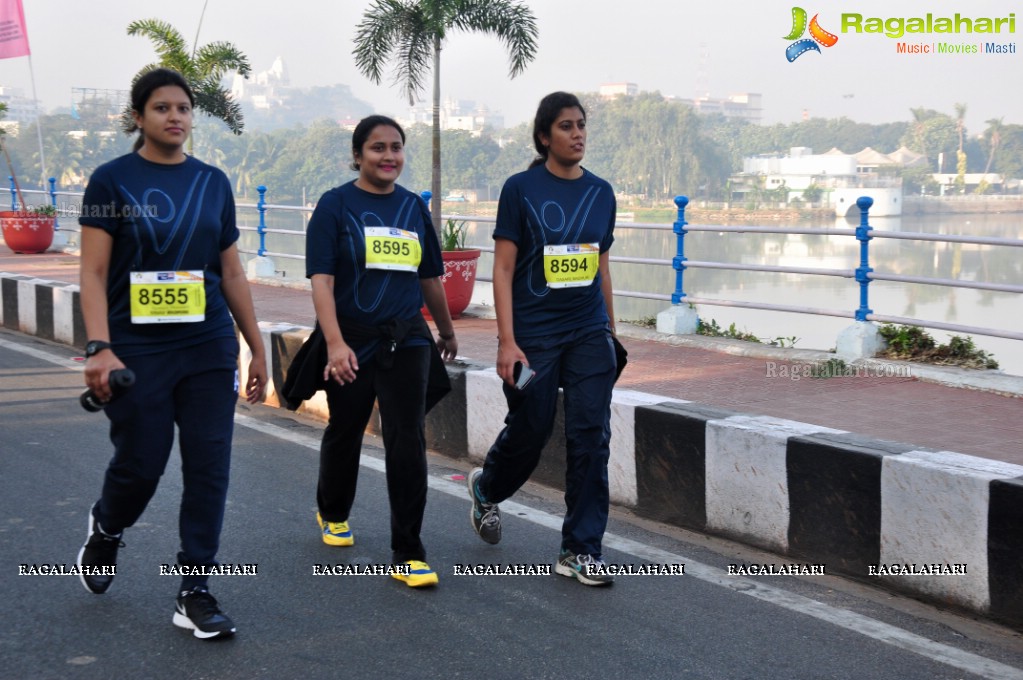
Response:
[83, 351, 126, 403]
[436, 333, 458, 362]
[324, 341, 359, 385]
[496, 339, 527, 387]
[244, 353, 268, 404]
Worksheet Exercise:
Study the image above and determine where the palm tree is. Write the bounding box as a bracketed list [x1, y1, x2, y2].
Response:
[953, 103, 967, 192]
[954, 103, 967, 153]
[353, 0, 538, 230]
[909, 106, 931, 164]
[982, 117, 1003, 176]
[123, 18, 252, 153]
[39, 132, 85, 189]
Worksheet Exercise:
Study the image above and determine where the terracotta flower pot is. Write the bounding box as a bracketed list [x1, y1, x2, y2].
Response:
[423, 248, 481, 321]
[1, 211, 55, 254]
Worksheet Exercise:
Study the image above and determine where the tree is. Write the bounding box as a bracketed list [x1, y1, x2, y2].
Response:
[353, 0, 538, 230]
[982, 117, 1004, 176]
[909, 106, 932, 163]
[902, 108, 956, 172]
[124, 18, 252, 152]
[953, 102, 967, 193]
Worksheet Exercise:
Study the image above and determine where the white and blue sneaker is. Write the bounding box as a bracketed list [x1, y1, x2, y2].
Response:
[468, 468, 501, 544]
[555, 550, 614, 586]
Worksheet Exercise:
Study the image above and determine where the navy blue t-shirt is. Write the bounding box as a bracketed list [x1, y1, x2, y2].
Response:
[79, 153, 239, 357]
[305, 181, 443, 348]
[493, 165, 616, 338]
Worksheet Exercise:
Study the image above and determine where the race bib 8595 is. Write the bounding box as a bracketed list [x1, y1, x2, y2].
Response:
[365, 227, 422, 273]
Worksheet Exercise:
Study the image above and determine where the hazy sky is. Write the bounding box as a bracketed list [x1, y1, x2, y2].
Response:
[2, 0, 1019, 137]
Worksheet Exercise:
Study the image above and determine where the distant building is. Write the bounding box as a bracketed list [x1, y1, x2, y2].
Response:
[403, 97, 504, 133]
[931, 173, 1004, 194]
[232, 57, 290, 110]
[732, 147, 904, 216]
[677, 93, 763, 124]
[598, 83, 762, 124]
[599, 82, 639, 97]
[70, 87, 130, 122]
[0, 85, 38, 125]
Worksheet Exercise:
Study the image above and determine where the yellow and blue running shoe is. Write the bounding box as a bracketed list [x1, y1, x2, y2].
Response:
[391, 560, 438, 588]
[316, 512, 354, 547]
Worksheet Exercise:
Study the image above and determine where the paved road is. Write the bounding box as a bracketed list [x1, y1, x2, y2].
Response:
[2, 328, 1022, 680]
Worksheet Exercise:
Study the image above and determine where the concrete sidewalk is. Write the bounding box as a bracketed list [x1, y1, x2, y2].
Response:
[2, 247, 1020, 465]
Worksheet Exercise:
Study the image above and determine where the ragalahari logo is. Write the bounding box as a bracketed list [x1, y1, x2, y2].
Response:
[784, 7, 839, 61]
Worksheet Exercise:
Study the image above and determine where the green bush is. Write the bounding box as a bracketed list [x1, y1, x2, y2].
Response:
[697, 319, 761, 344]
[877, 324, 998, 369]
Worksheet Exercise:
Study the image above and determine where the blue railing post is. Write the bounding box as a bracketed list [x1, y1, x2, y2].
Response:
[854, 196, 874, 321]
[670, 195, 690, 304]
[48, 177, 59, 232]
[256, 185, 267, 257]
[8, 176, 15, 210]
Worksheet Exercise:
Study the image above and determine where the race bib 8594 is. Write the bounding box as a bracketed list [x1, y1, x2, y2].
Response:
[543, 243, 599, 289]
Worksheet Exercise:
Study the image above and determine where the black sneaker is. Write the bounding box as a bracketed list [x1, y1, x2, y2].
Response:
[555, 550, 615, 586]
[468, 468, 501, 544]
[173, 587, 236, 639]
[76, 507, 122, 594]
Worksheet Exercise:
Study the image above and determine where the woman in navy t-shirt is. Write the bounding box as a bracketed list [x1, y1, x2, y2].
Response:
[467, 92, 619, 586]
[76, 68, 267, 639]
[305, 115, 457, 588]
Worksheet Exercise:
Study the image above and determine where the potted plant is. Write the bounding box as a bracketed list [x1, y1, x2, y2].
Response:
[425, 218, 481, 320]
[0, 115, 55, 254]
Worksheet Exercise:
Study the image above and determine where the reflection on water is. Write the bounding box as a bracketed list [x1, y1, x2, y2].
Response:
[238, 210, 1022, 377]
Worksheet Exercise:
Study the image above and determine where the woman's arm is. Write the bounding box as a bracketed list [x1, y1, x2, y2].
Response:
[220, 244, 267, 404]
[598, 250, 616, 336]
[493, 237, 526, 386]
[311, 273, 358, 384]
[420, 277, 458, 361]
[79, 227, 125, 401]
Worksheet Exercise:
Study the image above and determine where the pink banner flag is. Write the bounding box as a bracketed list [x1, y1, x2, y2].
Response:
[0, 0, 30, 59]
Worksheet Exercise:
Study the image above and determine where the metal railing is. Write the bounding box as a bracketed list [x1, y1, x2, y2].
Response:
[666, 195, 1023, 342]
[9, 179, 1022, 343]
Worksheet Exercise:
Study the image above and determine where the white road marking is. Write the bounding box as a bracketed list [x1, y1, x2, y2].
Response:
[0, 337, 84, 370]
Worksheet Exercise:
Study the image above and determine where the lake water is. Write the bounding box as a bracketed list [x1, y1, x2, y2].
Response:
[237, 209, 1022, 377]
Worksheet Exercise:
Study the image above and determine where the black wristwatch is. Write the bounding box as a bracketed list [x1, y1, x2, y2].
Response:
[84, 340, 112, 358]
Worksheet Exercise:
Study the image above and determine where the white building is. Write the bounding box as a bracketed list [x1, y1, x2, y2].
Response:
[734, 147, 904, 217]
[0, 85, 38, 125]
[404, 97, 504, 132]
[231, 57, 290, 110]
[599, 82, 639, 97]
[681, 93, 763, 124]
[601, 84, 762, 124]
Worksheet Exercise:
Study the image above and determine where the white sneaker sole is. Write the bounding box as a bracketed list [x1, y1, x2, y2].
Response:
[468, 469, 501, 544]
[77, 511, 113, 595]
[173, 610, 236, 639]
[554, 561, 614, 586]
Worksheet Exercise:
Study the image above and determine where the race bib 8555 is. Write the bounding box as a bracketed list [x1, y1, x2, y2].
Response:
[129, 270, 205, 324]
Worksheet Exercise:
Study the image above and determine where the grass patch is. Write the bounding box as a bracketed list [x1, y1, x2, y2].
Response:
[696, 318, 798, 347]
[697, 319, 761, 343]
[877, 324, 999, 369]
